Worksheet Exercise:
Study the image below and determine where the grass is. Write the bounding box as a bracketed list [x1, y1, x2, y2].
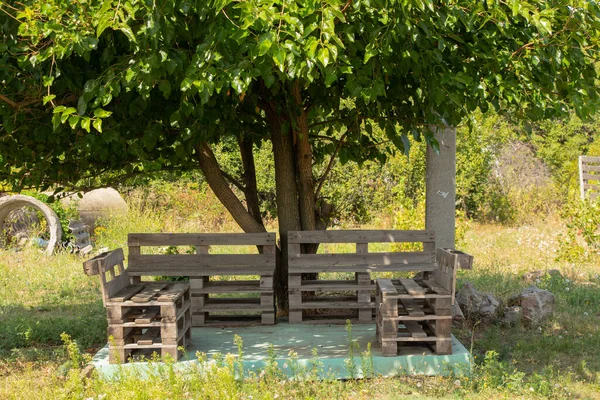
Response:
[1, 192, 600, 399]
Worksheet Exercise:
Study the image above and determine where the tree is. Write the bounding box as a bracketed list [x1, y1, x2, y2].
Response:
[2, 0, 599, 308]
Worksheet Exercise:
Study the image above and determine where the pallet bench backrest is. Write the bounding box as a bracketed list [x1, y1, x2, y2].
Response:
[288, 229, 438, 273]
[83, 248, 128, 306]
[127, 232, 277, 277]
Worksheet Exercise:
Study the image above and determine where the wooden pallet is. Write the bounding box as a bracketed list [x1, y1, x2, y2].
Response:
[579, 156, 600, 200]
[288, 230, 439, 324]
[106, 282, 193, 363]
[128, 233, 277, 326]
[83, 249, 193, 363]
[376, 277, 453, 356]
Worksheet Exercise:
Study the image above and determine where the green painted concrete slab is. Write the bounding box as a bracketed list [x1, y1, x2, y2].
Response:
[91, 323, 471, 380]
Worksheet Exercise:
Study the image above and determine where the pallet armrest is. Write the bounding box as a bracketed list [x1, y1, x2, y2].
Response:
[82, 248, 125, 276]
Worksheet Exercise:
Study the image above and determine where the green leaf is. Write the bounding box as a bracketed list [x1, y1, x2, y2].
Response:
[272, 45, 286, 71]
[93, 118, 102, 133]
[68, 115, 79, 130]
[52, 113, 61, 131]
[94, 108, 112, 118]
[125, 69, 136, 83]
[97, 15, 112, 37]
[119, 25, 136, 42]
[317, 47, 330, 68]
[42, 95, 56, 105]
[257, 32, 274, 56]
[81, 117, 91, 133]
[159, 80, 172, 99]
[306, 38, 319, 59]
[364, 43, 378, 64]
[181, 78, 193, 91]
[330, 8, 346, 23]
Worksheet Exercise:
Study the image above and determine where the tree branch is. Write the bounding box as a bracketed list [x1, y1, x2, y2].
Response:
[315, 131, 349, 199]
[221, 170, 246, 193]
[0, 93, 77, 110]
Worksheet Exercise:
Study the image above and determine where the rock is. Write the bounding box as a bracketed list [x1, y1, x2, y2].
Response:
[502, 306, 523, 325]
[522, 269, 561, 283]
[452, 302, 465, 328]
[508, 286, 555, 324]
[76, 188, 127, 229]
[456, 282, 501, 320]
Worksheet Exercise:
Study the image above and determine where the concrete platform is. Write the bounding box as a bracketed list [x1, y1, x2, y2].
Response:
[91, 323, 472, 380]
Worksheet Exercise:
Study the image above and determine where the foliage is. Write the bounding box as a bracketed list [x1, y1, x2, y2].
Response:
[557, 198, 600, 262]
[1, 0, 599, 202]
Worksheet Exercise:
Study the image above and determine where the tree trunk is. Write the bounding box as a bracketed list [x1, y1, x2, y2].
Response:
[195, 141, 265, 233]
[291, 82, 317, 234]
[238, 135, 262, 226]
[266, 102, 301, 312]
[290, 82, 319, 289]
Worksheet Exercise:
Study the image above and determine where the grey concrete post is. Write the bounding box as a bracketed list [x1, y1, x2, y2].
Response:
[426, 126, 456, 249]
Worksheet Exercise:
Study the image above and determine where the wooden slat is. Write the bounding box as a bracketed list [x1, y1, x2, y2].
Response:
[579, 156, 600, 163]
[129, 254, 275, 268]
[288, 230, 436, 244]
[289, 252, 435, 267]
[191, 280, 270, 294]
[297, 297, 375, 309]
[582, 164, 600, 173]
[381, 336, 447, 342]
[131, 284, 167, 303]
[398, 278, 426, 296]
[155, 283, 189, 302]
[135, 309, 159, 324]
[403, 321, 428, 338]
[194, 298, 273, 312]
[377, 278, 398, 296]
[294, 280, 375, 291]
[289, 263, 438, 273]
[379, 314, 452, 322]
[422, 279, 451, 296]
[582, 173, 600, 181]
[109, 284, 144, 302]
[128, 264, 275, 276]
[128, 233, 276, 246]
[399, 298, 425, 317]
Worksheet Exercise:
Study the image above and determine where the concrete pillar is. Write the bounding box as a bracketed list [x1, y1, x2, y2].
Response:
[426, 126, 456, 249]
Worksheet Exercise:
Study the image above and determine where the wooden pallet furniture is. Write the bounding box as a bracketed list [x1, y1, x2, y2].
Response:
[288, 230, 447, 324]
[579, 155, 600, 200]
[83, 249, 192, 364]
[127, 233, 277, 326]
[376, 248, 473, 356]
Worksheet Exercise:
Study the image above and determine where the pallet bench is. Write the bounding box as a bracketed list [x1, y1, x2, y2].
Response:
[127, 232, 277, 327]
[83, 249, 192, 363]
[376, 248, 473, 355]
[288, 230, 443, 324]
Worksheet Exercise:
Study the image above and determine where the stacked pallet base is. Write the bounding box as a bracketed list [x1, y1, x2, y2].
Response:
[191, 276, 275, 326]
[106, 282, 192, 364]
[376, 278, 452, 356]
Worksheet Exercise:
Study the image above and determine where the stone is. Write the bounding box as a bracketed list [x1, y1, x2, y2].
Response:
[452, 302, 465, 328]
[508, 286, 555, 324]
[502, 306, 523, 325]
[456, 282, 501, 320]
[76, 188, 127, 229]
[522, 269, 561, 283]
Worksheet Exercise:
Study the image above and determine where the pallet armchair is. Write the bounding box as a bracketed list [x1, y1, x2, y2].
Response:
[83, 249, 192, 363]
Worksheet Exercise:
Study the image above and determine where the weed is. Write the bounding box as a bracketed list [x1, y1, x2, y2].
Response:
[344, 319, 360, 379]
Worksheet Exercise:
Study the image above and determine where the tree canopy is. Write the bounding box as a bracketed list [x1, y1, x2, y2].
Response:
[2, 0, 600, 305]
